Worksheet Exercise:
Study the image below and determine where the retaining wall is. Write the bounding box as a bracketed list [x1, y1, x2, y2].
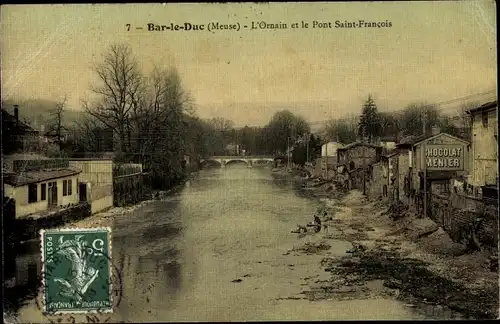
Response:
[14, 202, 92, 242]
[113, 173, 152, 207]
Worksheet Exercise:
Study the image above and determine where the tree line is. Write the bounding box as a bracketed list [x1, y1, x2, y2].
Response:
[322, 94, 475, 145]
[7, 44, 479, 181]
[29, 44, 320, 188]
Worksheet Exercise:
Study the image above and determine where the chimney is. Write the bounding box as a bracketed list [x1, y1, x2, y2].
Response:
[431, 126, 440, 136]
[14, 104, 19, 127]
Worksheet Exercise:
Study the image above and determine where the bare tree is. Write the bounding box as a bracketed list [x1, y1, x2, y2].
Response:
[208, 117, 234, 133]
[72, 116, 110, 156]
[322, 116, 358, 144]
[399, 103, 440, 136]
[47, 95, 68, 151]
[84, 44, 143, 154]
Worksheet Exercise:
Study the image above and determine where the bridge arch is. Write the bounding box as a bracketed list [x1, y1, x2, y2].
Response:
[225, 159, 248, 166]
[252, 159, 274, 165]
[200, 156, 276, 168]
[200, 159, 223, 168]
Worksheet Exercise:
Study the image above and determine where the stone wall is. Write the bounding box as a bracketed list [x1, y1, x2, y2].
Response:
[14, 202, 91, 242]
[398, 152, 413, 204]
[388, 155, 399, 200]
[368, 161, 388, 199]
[449, 190, 484, 211]
[340, 145, 380, 170]
[113, 173, 152, 207]
[427, 193, 497, 250]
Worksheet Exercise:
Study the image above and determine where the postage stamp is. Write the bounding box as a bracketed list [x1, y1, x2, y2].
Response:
[40, 227, 113, 314]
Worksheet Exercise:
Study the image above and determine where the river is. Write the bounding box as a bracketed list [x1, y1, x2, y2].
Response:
[14, 165, 439, 322]
[109, 165, 430, 321]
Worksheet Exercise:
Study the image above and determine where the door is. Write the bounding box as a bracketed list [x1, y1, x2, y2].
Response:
[48, 182, 57, 207]
[79, 183, 87, 202]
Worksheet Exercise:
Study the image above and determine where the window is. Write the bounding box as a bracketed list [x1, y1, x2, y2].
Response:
[482, 111, 488, 128]
[28, 184, 38, 203]
[63, 179, 73, 196]
[41, 183, 47, 201]
[63, 180, 68, 196]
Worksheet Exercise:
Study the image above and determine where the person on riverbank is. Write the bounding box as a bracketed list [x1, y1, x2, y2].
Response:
[313, 215, 322, 233]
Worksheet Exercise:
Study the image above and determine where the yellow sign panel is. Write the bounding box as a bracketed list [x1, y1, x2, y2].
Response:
[424, 144, 465, 171]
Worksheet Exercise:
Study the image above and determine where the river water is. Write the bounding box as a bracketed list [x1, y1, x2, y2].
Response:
[108, 165, 431, 321]
[14, 165, 439, 322]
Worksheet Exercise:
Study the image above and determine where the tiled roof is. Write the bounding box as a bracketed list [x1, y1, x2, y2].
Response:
[397, 132, 469, 147]
[4, 168, 81, 187]
[338, 141, 381, 151]
[383, 149, 399, 157]
[397, 134, 432, 146]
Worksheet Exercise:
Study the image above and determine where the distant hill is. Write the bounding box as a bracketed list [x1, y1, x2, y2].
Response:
[1, 99, 84, 131]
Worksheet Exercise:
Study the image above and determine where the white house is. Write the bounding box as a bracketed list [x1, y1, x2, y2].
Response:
[314, 142, 344, 179]
[321, 141, 344, 157]
[4, 168, 81, 219]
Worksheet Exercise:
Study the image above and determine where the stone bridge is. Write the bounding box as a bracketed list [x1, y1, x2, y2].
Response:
[200, 156, 276, 168]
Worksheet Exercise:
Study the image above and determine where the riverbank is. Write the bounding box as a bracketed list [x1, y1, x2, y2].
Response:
[293, 175, 498, 319]
[72, 178, 190, 228]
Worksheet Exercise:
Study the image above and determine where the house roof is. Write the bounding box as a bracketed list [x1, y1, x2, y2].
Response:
[466, 101, 497, 115]
[397, 134, 431, 146]
[4, 168, 81, 187]
[379, 136, 397, 142]
[1, 109, 38, 134]
[396, 132, 469, 147]
[382, 149, 399, 158]
[337, 141, 381, 151]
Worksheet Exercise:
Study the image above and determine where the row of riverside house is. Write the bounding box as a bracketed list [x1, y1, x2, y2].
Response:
[320, 101, 498, 251]
[2, 104, 149, 291]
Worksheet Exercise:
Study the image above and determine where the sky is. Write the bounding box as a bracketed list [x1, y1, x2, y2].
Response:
[1, 2, 497, 127]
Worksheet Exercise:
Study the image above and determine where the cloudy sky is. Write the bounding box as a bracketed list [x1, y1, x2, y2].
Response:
[1, 2, 496, 126]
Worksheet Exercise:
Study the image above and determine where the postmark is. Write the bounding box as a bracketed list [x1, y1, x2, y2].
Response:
[39, 227, 119, 315]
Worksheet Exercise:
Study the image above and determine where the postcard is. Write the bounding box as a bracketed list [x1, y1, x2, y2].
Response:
[2, 2, 497, 322]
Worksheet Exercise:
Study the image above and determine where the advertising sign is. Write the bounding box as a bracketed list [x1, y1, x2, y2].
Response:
[424, 144, 465, 171]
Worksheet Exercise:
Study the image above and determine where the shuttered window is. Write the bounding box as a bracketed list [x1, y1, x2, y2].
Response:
[28, 184, 38, 203]
[63, 180, 68, 196]
[41, 183, 47, 201]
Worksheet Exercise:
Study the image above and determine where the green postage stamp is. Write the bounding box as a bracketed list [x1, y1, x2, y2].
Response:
[40, 227, 113, 314]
